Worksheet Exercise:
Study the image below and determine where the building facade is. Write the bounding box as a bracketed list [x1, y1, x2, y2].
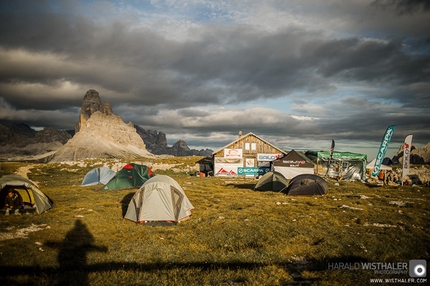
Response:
[212, 132, 287, 176]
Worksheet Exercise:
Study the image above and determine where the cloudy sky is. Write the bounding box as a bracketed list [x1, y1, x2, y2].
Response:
[1, 0, 429, 159]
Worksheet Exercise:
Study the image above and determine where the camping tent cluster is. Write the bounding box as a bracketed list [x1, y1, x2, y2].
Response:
[253, 149, 329, 195]
[254, 171, 328, 196]
[1, 157, 328, 221]
[80, 163, 194, 224]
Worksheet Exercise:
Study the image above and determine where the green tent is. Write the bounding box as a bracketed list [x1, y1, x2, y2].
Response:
[254, 171, 289, 192]
[305, 150, 367, 181]
[100, 163, 154, 191]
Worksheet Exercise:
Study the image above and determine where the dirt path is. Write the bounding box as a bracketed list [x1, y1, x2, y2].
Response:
[16, 165, 32, 179]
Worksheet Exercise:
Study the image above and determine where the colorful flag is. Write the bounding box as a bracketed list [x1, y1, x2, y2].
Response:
[402, 135, 413, 179]
[371, 125, 396, 177]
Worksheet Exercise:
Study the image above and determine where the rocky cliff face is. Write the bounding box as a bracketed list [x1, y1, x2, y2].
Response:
[135, 125, 213, 157]
[50, 90, 152, 162]
[75, 90, 114, 133]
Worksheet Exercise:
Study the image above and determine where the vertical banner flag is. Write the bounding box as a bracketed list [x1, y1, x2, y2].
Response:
[371, 125, 396, 177]
[324, 139, 335, 178]
[402, 135, 413, 179]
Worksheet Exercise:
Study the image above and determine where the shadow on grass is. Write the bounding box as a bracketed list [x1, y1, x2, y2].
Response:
[44, 219, 108, 286]
[0, 255, 371, 285]
[120, 192, 135, 217]
[0, 220, 370, 285]
[0, 219, 370, 285]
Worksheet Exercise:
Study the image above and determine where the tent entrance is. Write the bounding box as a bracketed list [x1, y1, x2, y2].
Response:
[171, 187, 184, 221]
[0, 186, 37, 214]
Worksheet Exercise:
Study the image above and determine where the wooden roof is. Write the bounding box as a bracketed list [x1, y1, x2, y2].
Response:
[212, 132, 286, 156]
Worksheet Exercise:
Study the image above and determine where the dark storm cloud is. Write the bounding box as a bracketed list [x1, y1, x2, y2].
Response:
[0, 0, 429, 154]
[1, 3, 428, 108]
[306, 38, 430, 85]
[370, 0, 430, 15]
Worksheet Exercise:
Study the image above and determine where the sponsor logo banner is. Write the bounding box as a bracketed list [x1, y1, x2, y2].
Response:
[257, 153, 282, 162]
[238, 167, 270, 175]
[372, 125, 396, 177]
[402, 135, 413, 179]
[224, 149, 242, 158]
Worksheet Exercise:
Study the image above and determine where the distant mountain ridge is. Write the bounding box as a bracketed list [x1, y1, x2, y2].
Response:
[0, 90, 213, 161]
[135, 125, 213, 157]
[0, 121, 71, 161]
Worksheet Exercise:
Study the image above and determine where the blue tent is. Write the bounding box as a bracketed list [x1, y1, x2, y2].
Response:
[81, 167, 116, 186]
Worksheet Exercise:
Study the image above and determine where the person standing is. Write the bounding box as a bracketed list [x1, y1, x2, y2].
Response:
[378, 170, 385, 185]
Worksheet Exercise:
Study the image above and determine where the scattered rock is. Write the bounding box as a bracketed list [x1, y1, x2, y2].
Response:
[339, 205, 363, 211]
[389, 201, 413, 207]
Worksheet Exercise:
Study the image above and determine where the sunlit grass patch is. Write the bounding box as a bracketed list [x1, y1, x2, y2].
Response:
[0, 158, 429, 285]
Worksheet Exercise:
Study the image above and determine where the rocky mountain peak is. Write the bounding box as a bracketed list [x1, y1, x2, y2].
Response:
[51, 90, 152, 162]
[134, 125, 213, 157]
[393, 142, 430, 164]
[102, 101, 113, 116]
[75, 89, 114, 133]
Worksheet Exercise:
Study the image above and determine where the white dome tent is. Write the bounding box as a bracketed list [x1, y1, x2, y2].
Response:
[124, 175, 194, 225]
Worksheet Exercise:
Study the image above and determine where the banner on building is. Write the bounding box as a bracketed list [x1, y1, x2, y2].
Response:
[402, 134, 413, 179]
[214, 158, 243, 176]
[238, 167, 270, 176]
[245, 158, 255, 167]
[224, 149, 242, 158]
[371, 125, 396, 177]
[257, 153, 282, 162]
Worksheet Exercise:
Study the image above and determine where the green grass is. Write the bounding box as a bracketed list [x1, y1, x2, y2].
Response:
[0, 159, 429, 285]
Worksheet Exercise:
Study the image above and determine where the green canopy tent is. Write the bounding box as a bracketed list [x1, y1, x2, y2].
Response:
[305, 150, 367, 181]
[100, 163, 154, 191]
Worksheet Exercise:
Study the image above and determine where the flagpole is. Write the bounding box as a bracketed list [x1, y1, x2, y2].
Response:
[324, 139, 335, 179]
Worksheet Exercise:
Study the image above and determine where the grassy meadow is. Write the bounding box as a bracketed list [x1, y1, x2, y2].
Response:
[0, 158, 429, 285]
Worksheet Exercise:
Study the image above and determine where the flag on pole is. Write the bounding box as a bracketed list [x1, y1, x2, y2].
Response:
[324, 139, 335, 178]
[371, 125, 396, 177]
[402, 135, 413, 179]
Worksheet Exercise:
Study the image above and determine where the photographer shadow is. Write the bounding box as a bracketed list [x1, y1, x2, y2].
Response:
[45, 219, 108, 286]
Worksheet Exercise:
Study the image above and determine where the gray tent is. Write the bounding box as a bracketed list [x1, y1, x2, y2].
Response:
[81, 167, 116, 186]
[124, 175, 194, 224]
[0, 174, 53, 214]
[284, 174, 328, 196]
[254, 171, 289, 192]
